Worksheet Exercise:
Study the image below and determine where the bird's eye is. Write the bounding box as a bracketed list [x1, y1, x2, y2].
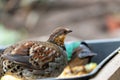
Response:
[64, 31, 67, 34]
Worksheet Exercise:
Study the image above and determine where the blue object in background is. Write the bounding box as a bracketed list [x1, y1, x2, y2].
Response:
[65, 41, 81, 61]
[65, 41, 96, 61]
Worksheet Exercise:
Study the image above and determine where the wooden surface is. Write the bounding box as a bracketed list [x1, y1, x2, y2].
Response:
[90, 52, 120, 80]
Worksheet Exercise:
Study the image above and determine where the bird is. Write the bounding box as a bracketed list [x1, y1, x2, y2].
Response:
[58, 42, 96, 78]
[0, 27, 72, 80]
[68, 42, 96, 67]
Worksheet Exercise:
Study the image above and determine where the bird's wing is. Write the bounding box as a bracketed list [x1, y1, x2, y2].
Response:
[2, 43, 61, 70]
[1, 53, 34, 69]
[28, 43, 61, 69]
[1, 41, 36, 69]
[2, 41, 65, 70]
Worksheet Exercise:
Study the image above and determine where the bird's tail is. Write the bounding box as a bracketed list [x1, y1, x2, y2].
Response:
[0, 54, 4, 78]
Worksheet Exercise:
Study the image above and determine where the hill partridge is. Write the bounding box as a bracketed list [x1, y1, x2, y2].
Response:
[0, 27, 72, 80]
[59, 42, 96, 78]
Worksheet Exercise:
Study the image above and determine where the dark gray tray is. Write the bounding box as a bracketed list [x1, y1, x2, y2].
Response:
[1, 39, 120, 80]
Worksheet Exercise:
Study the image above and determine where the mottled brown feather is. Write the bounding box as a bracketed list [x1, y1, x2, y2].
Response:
[0, 27, 71, 79]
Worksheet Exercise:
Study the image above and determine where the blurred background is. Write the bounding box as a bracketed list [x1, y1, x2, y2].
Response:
[1, 0, 120, 46]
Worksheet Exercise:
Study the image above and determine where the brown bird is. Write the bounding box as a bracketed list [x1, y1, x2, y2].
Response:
[68, 42, 96, 67]
[59, 42, 96, 78]
[0, 27, 72, 80]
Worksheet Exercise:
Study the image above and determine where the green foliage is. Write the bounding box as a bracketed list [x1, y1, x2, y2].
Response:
[0, 24, 22, 45]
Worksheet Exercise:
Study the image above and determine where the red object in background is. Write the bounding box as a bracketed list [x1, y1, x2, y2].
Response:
[106, 14, 120, 32]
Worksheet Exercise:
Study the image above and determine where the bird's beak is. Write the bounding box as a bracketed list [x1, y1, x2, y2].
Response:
[66, 29, 72, 33]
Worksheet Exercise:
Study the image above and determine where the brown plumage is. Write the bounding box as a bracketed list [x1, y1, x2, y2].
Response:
[0, 27, 72, 80]
[59, 43, 96, 78]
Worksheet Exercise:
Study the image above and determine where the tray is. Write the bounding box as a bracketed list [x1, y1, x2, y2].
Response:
[1, 39, 120, 80]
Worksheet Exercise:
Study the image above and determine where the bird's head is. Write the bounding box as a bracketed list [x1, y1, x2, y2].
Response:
[48, 27, 72, 49]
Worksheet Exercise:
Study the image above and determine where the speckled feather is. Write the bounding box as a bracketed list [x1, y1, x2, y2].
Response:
[0, 27, 71, 79]
[0, 41, 67, 79]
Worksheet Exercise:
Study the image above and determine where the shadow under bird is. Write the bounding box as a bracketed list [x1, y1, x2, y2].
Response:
[0, 27, 72, 80]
